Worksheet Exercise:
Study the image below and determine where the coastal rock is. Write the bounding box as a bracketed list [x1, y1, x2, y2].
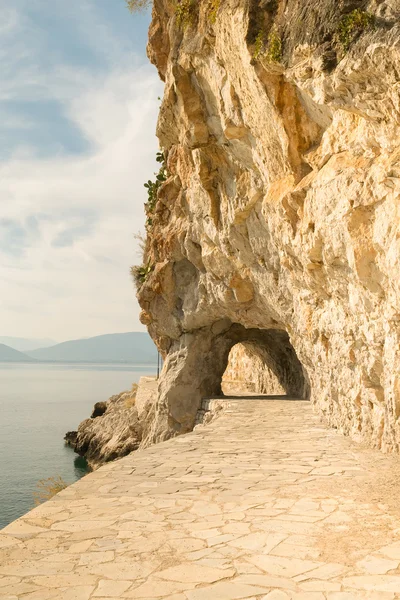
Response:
[91, 402, 107, 418]
[136, 0, 400, 451]
[65, 388, 142, 469]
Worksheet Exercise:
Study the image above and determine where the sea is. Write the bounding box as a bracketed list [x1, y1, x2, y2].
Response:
[0, 362, 156, 529]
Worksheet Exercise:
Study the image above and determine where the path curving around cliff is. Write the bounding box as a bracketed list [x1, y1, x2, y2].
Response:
[2, 399, 400, 598]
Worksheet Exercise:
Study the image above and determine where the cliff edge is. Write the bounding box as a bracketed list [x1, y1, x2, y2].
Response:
[135, 0, 400, 452]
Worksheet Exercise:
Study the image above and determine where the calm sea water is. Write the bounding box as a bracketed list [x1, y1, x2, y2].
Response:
[0, 363, 156, 529]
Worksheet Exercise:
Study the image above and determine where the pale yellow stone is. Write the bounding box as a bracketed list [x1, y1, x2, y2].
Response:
[124, 579, 195, 597]
[261, 592, 290, 600]
[248, 554, 323, 578]
[356, 555, 399, 575]
[185, 581, 273, 600]
[327, 592, 396, 599]
[0, 577, 20, 588]
[272, 543, 322, 560]
[0, 536, 23, 549]
[78, 551, 114, 566]
[229, 532, 287, 552]
[67, 541, 93, 554]
[156, 563, 235, 584]
[57, 587, 95, 600]
[30, 574, 98, 588]
[93, 579, 132, 597]
[342, 575, 400, 592]
[1, 521, 47, 535]
[299, 580, 341, 592]
[295, 563, 348, 581]
[234, 574, 297, 591]
[379, 542, 400, 560]
[87, 560, 156, 580]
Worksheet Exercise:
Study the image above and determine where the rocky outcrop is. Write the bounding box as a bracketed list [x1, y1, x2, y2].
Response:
[136, 0, 400, 451]
[65, 387, 142, 470]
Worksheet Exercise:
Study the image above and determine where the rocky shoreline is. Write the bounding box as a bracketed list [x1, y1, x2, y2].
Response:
[65, 379, 156, 470]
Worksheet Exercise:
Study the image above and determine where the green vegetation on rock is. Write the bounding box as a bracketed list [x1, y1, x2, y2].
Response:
[131, 263, 155, 289]
[144, 151, 167, 229]
[253, 25, 282, 63]
[336, 9, 375, 52]
[266, 25, 282, 63]
[176, 0, 196, 28]
[209, 0, 221, 24]
[126, 0, 151, 11]
[253, 30, 265, 60]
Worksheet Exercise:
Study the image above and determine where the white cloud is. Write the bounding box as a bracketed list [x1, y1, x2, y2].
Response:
[0, 52, 163, 341]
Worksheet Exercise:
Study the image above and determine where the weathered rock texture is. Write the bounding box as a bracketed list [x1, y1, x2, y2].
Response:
[138, 0, 400, 451]
[65, 388, 142, 469]
[222, 342, 286, 395]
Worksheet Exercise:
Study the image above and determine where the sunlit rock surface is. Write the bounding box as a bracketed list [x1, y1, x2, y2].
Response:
[137, 0, 400, 451]
[65, 388, 142, 469]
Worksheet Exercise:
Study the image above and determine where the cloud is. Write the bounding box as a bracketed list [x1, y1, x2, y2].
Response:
[0, 0, 163, 341]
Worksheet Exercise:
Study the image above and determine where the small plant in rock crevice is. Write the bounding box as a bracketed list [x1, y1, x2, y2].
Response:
[131, 263, 155, 289]
[253, 25, 282, 63]
[253, 30, 265, 59]
[144, 151, 167, 229]
[126, 0, 196, 28]
[125, 0, 151, 11]
[336, 9, 376, 52]
[266, 25, 282, 63]
[175, 0, 196, 29]
[130, 150, 167, 292]
[208, 0, 221, 24]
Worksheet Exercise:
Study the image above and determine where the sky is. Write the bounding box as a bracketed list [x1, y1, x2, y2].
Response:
[0, 0, 163, 343]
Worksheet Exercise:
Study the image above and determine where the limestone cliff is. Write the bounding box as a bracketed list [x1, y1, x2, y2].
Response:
[136, 0, 400, 451]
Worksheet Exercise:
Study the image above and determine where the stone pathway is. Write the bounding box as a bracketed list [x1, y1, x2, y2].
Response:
[2, 399, 400, 599]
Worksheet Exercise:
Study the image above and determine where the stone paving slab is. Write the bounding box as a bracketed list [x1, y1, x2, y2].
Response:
[2, 400, 400, 599]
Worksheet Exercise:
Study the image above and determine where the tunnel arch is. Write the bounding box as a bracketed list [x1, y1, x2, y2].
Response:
[143, 320, 310, 446]
[222, 341, 290, 396]
[204, 323, 310, 400]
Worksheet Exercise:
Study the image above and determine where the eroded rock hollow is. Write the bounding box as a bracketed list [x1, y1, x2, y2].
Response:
[137, 0, 400, 451]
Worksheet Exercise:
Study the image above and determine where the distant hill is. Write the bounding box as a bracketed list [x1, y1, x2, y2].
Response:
[26, 332, 157, 364]
[0, 344, 36, 363]
[0, 336, 57, 353]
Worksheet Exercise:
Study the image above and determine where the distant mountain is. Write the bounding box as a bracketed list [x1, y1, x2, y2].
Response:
[0, 336, 57, 353]
[26, 332, 157, 364]
[0, 344, 36, 363]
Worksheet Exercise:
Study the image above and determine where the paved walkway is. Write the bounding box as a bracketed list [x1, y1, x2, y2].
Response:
[2, 400, 400, 599]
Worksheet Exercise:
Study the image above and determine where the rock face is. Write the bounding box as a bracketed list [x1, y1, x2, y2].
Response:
[222, 342, 286, 395]
[65, 388, 142, 469]
[137, 0, 400, 451]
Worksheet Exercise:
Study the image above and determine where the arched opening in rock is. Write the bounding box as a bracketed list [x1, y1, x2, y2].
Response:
[222, 342, 289, 396]
[149, 322, 310, 444]
[206, 324, 310, 401]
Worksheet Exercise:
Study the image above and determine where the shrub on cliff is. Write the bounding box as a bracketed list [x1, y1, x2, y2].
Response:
[144, 151, 167, 228]
[336, 9, 375, 52]
[126, 0, 151, 11]
[253, 25, 282, 62]
[131, 263, 154, 289]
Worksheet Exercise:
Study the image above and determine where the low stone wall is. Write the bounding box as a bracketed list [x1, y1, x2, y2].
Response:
[194, 398, 234, 428]
[135, 376, 159, 420]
